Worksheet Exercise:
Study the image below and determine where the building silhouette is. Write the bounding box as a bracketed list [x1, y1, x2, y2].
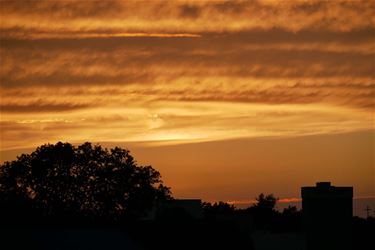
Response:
[301, 182, 353, 250]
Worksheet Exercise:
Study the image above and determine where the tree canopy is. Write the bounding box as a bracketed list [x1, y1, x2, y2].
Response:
[253, 193, 278, 210]
[0, 142, 172, 223]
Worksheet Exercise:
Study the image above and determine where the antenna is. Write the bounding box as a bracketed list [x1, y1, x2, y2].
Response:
[364, 206, 372, 218]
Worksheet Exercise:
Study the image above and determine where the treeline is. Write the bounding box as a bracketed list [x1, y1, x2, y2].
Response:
[203, 194, 302, 232]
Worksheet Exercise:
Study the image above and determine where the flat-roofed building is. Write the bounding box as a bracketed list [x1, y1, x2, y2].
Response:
[301, 182, 353, 250]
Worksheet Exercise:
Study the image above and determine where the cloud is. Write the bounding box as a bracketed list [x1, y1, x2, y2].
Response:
[179, 4, 201, 19]
[1, 35, 373, 87]
[0, 100, 93, 113]
[1, 100, 373, 151]
[1, 0, 374, 151]
[1, 0, 374, 38]
[1, 30, 373, 111]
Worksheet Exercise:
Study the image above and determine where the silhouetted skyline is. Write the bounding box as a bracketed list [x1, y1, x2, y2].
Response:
[1, 144, 374, 250]
[1, 0, 374, 231]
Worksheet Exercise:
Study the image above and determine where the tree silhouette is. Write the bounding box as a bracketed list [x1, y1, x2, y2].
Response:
[246, 193, 279, 230]
[202, 201, 236, 218]
[253, 193, 278, 210]
[0, 142, 172, 224]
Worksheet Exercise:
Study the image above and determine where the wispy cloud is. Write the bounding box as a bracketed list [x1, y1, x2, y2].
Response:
[0, 0, 374, 151]
[1, 0, 373, 39]
[0, 100, 93, 113]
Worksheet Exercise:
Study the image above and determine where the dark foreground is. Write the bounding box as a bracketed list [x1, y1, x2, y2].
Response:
[1, 217, 374, 250]
[1, 221, 252, 250]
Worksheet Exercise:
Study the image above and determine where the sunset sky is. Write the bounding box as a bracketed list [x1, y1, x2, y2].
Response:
[0, 0, 374, 212]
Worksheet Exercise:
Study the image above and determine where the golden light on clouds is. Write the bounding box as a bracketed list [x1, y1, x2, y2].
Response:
[1, 0, 374, 148]
[0, 0, 374, 203]
[1, 0, 374, 37]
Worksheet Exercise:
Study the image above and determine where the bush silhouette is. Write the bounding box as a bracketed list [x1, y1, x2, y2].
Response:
[0, 142, 172, 224]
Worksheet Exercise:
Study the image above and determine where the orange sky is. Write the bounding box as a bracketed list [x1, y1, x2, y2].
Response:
[0, 0, 374, 203]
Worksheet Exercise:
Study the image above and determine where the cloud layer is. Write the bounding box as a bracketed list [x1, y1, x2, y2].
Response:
[0, 0, 374, 150]
[1, 0, 374, 38]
